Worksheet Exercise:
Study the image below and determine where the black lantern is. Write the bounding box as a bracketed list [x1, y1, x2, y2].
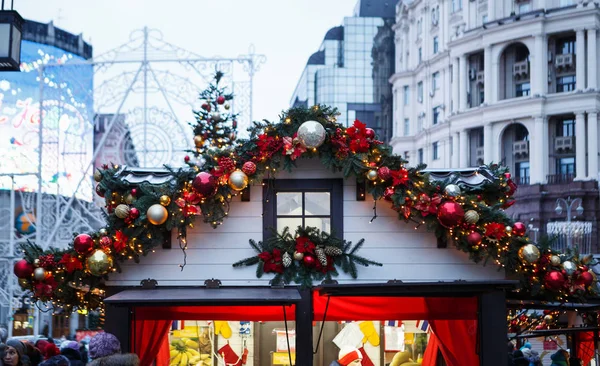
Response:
[0, 9, 23, 71]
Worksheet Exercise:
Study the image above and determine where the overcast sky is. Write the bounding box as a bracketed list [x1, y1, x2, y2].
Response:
[16, 0, 357, 122]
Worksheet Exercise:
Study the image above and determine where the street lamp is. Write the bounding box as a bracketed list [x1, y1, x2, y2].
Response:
[554, 196, 584, 248]
[0, 3, 23, 71]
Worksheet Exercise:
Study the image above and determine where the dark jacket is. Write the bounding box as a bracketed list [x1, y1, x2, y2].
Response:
[87, 353, 140, 366]
[550, 350, 569, 366]
[328, 361, 341, 366]
[61, 347, 84, 366]
[513, 350, 529, 366]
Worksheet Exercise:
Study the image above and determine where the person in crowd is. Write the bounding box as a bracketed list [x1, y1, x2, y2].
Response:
[58, 342, 82, 366]
[34, 341, 59, 361]
[4, 339, 30, 366]
[86, 333, 139, 366]
[569, 357, 582, 366]
[328, 346, 362, 366]
[23, 342, 42, 366]
[520, 348, 542, 366]
[38, 356, 69, 366]
[512, 350, 530, 366]
[507, 342, 515, 366]
[76, 342, 87, 365]
[550, 349, 570, 366]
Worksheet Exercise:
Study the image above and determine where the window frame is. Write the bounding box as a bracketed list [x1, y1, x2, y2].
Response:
[418, 148, 424, 164]
[262, 179, 344, 240]
[433, 37, 439, 54]
[433, 141, 439, 160]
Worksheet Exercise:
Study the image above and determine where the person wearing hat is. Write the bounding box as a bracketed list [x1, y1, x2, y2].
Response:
[329, 346, 362, 366]
[4, 339, 30, 366]
[38, 355, 70, 366]
[87, 333, 139, 366]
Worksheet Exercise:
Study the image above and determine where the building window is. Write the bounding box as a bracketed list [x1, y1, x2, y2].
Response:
[418, 81, 423, 103]
[450, 136, 453, 155]
[432, 72, 440, 90]
[403, 118, 410, 136]
[515, 82, 530, 97]
[403, 85, 409, 105]
[404, 151, 410, 160]
[452, 0, 462, 12]
[432, 106, 441, 125]
[516, 162, 530, 184]
[557, 75, 576, 92]
[417, 115, 424, 132]
[557, 118, 575, 137]
[433, 142, 439, 160]
[517, 1, 531, 13]
[263, 179, 343, 239]
[417, 18, 423, 38]
[482, 15, 488, 24]
[418, 148, 424, 164]
[433, 37, 439, 54]
[418, 48, 423, 64]
[557, 157, 575, 175]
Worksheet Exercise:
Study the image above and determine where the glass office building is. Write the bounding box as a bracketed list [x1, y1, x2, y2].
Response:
[290, 0, 397, 140]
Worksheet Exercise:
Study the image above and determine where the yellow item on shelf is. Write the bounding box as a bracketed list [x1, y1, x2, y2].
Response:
[179, 352, 188, 366]
[170, 352, 182, 366]
[359, 321, 380, 346]
[214, 321, 232, 339]
[389, 351, 420, 366]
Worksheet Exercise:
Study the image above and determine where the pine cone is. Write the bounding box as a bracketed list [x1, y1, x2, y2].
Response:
[282, 252, 292, 268]
[324, 246, 343, 256]
[218, 157, 236, 173]
[315, 247, 328, 266]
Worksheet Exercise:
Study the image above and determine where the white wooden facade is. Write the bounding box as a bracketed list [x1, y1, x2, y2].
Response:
[107, 159, 505, 287]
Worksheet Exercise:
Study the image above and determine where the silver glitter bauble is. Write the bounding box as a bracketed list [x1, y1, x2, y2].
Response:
[282, 252, 292, 268]
[211, 112, 221, 122]
[297, 120, 326, 149]
[562, 261, 577, 276]
[33, 267, 46, 281]
[444, 184, 461, 197]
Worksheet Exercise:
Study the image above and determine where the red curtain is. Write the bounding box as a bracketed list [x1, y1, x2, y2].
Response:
[132, 319, 172, 366]
[312, 294, 477, 320]
[577, 331, 595, 366]
[134, 304, 296, 321]
[421, 331, 441, 366]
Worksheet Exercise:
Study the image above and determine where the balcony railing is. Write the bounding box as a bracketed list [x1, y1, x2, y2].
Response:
[554, 136, 574, 153]
[513, 140, 529, 158]
[516, 176, 530, 185]
[546, 174, 575, 184]
[546, 221, 593, 255]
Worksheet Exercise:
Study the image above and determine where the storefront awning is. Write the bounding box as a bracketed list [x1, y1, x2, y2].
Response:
[105, 286, 302, 306]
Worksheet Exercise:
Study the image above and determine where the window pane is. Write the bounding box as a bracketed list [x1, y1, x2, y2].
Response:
[305, 217, 331, 233]
[277, 192, 302, 215]
[305, 192, 330, 215]
[277, 218, 303, 233]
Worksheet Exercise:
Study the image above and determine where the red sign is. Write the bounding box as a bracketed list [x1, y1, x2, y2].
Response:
[544, 340, 558, 350]
[75, 329, 103, 342]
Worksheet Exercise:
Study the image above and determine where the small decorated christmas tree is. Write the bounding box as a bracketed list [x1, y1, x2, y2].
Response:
[189, 71, 238, 158]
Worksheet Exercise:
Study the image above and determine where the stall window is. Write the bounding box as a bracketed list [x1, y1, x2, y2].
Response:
[263, 179, 343, 239]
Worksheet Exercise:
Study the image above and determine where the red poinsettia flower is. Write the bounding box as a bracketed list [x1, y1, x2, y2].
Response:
[390, 168, 409, 186]
[113, 230, 128, 253]
[258, 249, 284, 274]
[295, 236, 316, 254]
[349, 138, 370, 153]
[485, 222, 506, 240]
[414, 193, 442, 216]
[176, 196, 202, 217]
[59, 253, 83, 273]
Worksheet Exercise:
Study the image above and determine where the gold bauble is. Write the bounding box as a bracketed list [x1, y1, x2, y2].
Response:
[93, 169, 102, 182]
[147, 204, 168, 225]
[18, 278, 29, 289]
[224, 104, 230, 110]
[33, 267, 46, 281]
[366, 169, 378, 181]
[505, 225, 513, 233]
[293, 251, 304, 261]
[194, 135, 205, 148]
[86, 249, 113, 276]
[124, 193, 135, 205]
[544, 314, 554, 323]
[464, 210, 480, 224]
[550, 255, 561, 266]
[228, 170, 249, 191]
[159, 195, 171, 206]
[114, 204, 130, 219]
[33, 259, 40, 267]
[518, 244, 540, 264]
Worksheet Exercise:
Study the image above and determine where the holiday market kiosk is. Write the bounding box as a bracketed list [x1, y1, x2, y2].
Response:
[15, 102, 599, 366]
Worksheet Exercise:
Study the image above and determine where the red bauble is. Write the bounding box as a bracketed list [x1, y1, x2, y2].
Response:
[467, 231, 482, 246]
[377, 166, 391, 180]
[232, 120, 237, 129]
[218, 157, 236, 172]
[383, 187, 395, 201]
[217, 96, 225, 105]
[544, 270, 566, 291]
[303, 255, 316, 267]
[95, 185, 105, 198]
[513, 222, 526, 236]
[74, 234, 94, 254]
[184, 155, 190, 163]
[14, 260, 34, 279]
[131, 188, 138, 196]
[129, 207, 140, 218]
[201, 103, 211, 112]
[365, 128, 375, 140]
[504, 172, 511, 180]
[579, 271, 594, 287]
[99, 236, 113, 250]
[242, 161, 257, 176]
[437, 201, 465, 228]
[192, 172, 218, 198]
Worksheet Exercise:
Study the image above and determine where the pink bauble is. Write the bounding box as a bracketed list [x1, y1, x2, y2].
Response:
[99, 236, 113, 250]
[383, 187, 395, 201]
[192, 172, 218, 198]
[467, 232, 482, 246]
[579, 271, 594, 287]
[74, 234, 94, 254]
[14, 260, 34, 279]
[377, 166, 391, 180]
[544, 270, 566, 291]
[513, 222, 526, 236]
[242, 161, 257, 176]
[365, 128, 375, 140]
[303, 255, 316, 267]
[129, 207, 140, 218]
[437, 201, 465, 228]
